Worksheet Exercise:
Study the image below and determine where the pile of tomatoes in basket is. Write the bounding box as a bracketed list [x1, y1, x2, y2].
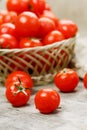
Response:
[0, 0, 78, 49]
[1, 0, 82, 114]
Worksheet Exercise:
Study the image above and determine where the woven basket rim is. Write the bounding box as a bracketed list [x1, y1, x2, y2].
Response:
[0, 36, 76, 53]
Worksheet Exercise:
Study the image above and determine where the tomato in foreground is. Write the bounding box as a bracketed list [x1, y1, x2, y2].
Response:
[34, 88, 60, 114]
[83, 73, 87, 89]
[54, 68, 79, 92]
[5, 80, 31, 107]
[5, 71, 33, 89]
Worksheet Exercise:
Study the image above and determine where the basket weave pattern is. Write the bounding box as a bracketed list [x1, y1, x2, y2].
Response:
[0, 37, 76, 85]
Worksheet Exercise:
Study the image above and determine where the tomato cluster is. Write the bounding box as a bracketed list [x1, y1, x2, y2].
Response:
[0, 0, 78, 49]
[1, 0, 84, 114]
[5, 68, 87, 114]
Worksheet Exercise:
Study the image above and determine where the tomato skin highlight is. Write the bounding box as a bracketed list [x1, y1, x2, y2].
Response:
[0, 34, 18, 49]
[34, 88, 60, 114]
[57, 19, 78, 39]
[54, 68, 79, 93]
[43, 30, 64, 45]
[6, 0, 30, 14]
[15, 11, 40, 37]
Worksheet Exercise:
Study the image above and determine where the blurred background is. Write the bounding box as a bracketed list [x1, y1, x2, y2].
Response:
[0, 0, 87, 37]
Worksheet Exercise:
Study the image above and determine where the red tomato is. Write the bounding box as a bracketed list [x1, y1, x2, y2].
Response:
[5, 71, 33, 89]
[6, 0, 29, 14]
[34, 88, 60, 114]
[15, 11, 40, 37]
[28, 0, 46, 16]
[44, 3, 51, 11]
[0, 10, 7, 24]
[43, 30, 64, 45]
[0, 34, 18, 49]
[5, 81, 31, 107]
[41, 10, 59, 26]
[0, 23, 16, 37]
[57, 19, 78, 39]
[37, 17, 56, 38]
[83, 73, 87, 89]
[3, 11, 17, 23]
[19, 37, 43, 48]
[54, 68, 79, 92]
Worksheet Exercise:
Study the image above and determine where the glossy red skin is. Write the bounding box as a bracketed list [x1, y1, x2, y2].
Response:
[34, 88, 60, 114]
[3, 11, 17, 23]
[83, 73, 87, 89]
[6, 82, 31, 107]
[6, 0, 29, 14]
[37, 17, 56, 38]
[0, 10, 8, 24]
[54, 68, 79, 92]
[43, 30, 64, 45]
[28, 0, 46, 16]
[0, 23, 16, 37]
[41, 10, 59, 26]
[15, 11, 40, 37]
[57, 19, 78, 39]
[19, 37, 43, 48]
[5, 71, 33, 89]
[0, 34, 18, 49]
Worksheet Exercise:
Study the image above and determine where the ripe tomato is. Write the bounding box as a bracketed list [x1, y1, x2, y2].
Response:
[0, 23, 16, 37]
[44, 3, 51, 11]
[41, 10, 59, 26]
[0, 10, 8, 24]
[54, 68, 79, 92]
[0, 34, 18, 49]
[19, 37, 43, 48]
[43, 30, 64, 45]
[15, 11, 40, 37]
[28, 0, 46, 16]
[6, 0, 29, 14]
[5, 71, 33, 89]
[57, 19, 78, 39]
[34, 88, 60, 114]
[37, 17, 56, 38]
[3, 11, 17, 23]
[83, 73, 87, 89]
[5, 81, 31, 107]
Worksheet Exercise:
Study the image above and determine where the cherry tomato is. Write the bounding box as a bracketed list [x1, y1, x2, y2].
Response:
[0, 34, 18, 49]
[19, 37, 43, 48]
[3, 11, 17, 23]
[5, 71, 33, 89]
[28, 0, 46, 16]
[44, 3, 51, 11]
[0, 10, 7, 24]
[43, 30, 64, 45]
[37, 17, 56, 38]
[41, 10, 59, 26]
[15, 11, 40, 37]
[54, 68, 79, 92]
[0, 23, 16, 37]
[6, 0, 29, 14]
[83, 73, 87, 89]
[34, 88, 60, 114]
[57, 19, 78, 39]
[5, 80, 31, 107]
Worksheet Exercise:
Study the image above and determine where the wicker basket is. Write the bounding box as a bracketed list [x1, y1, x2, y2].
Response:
[0, 36, 76, 86]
